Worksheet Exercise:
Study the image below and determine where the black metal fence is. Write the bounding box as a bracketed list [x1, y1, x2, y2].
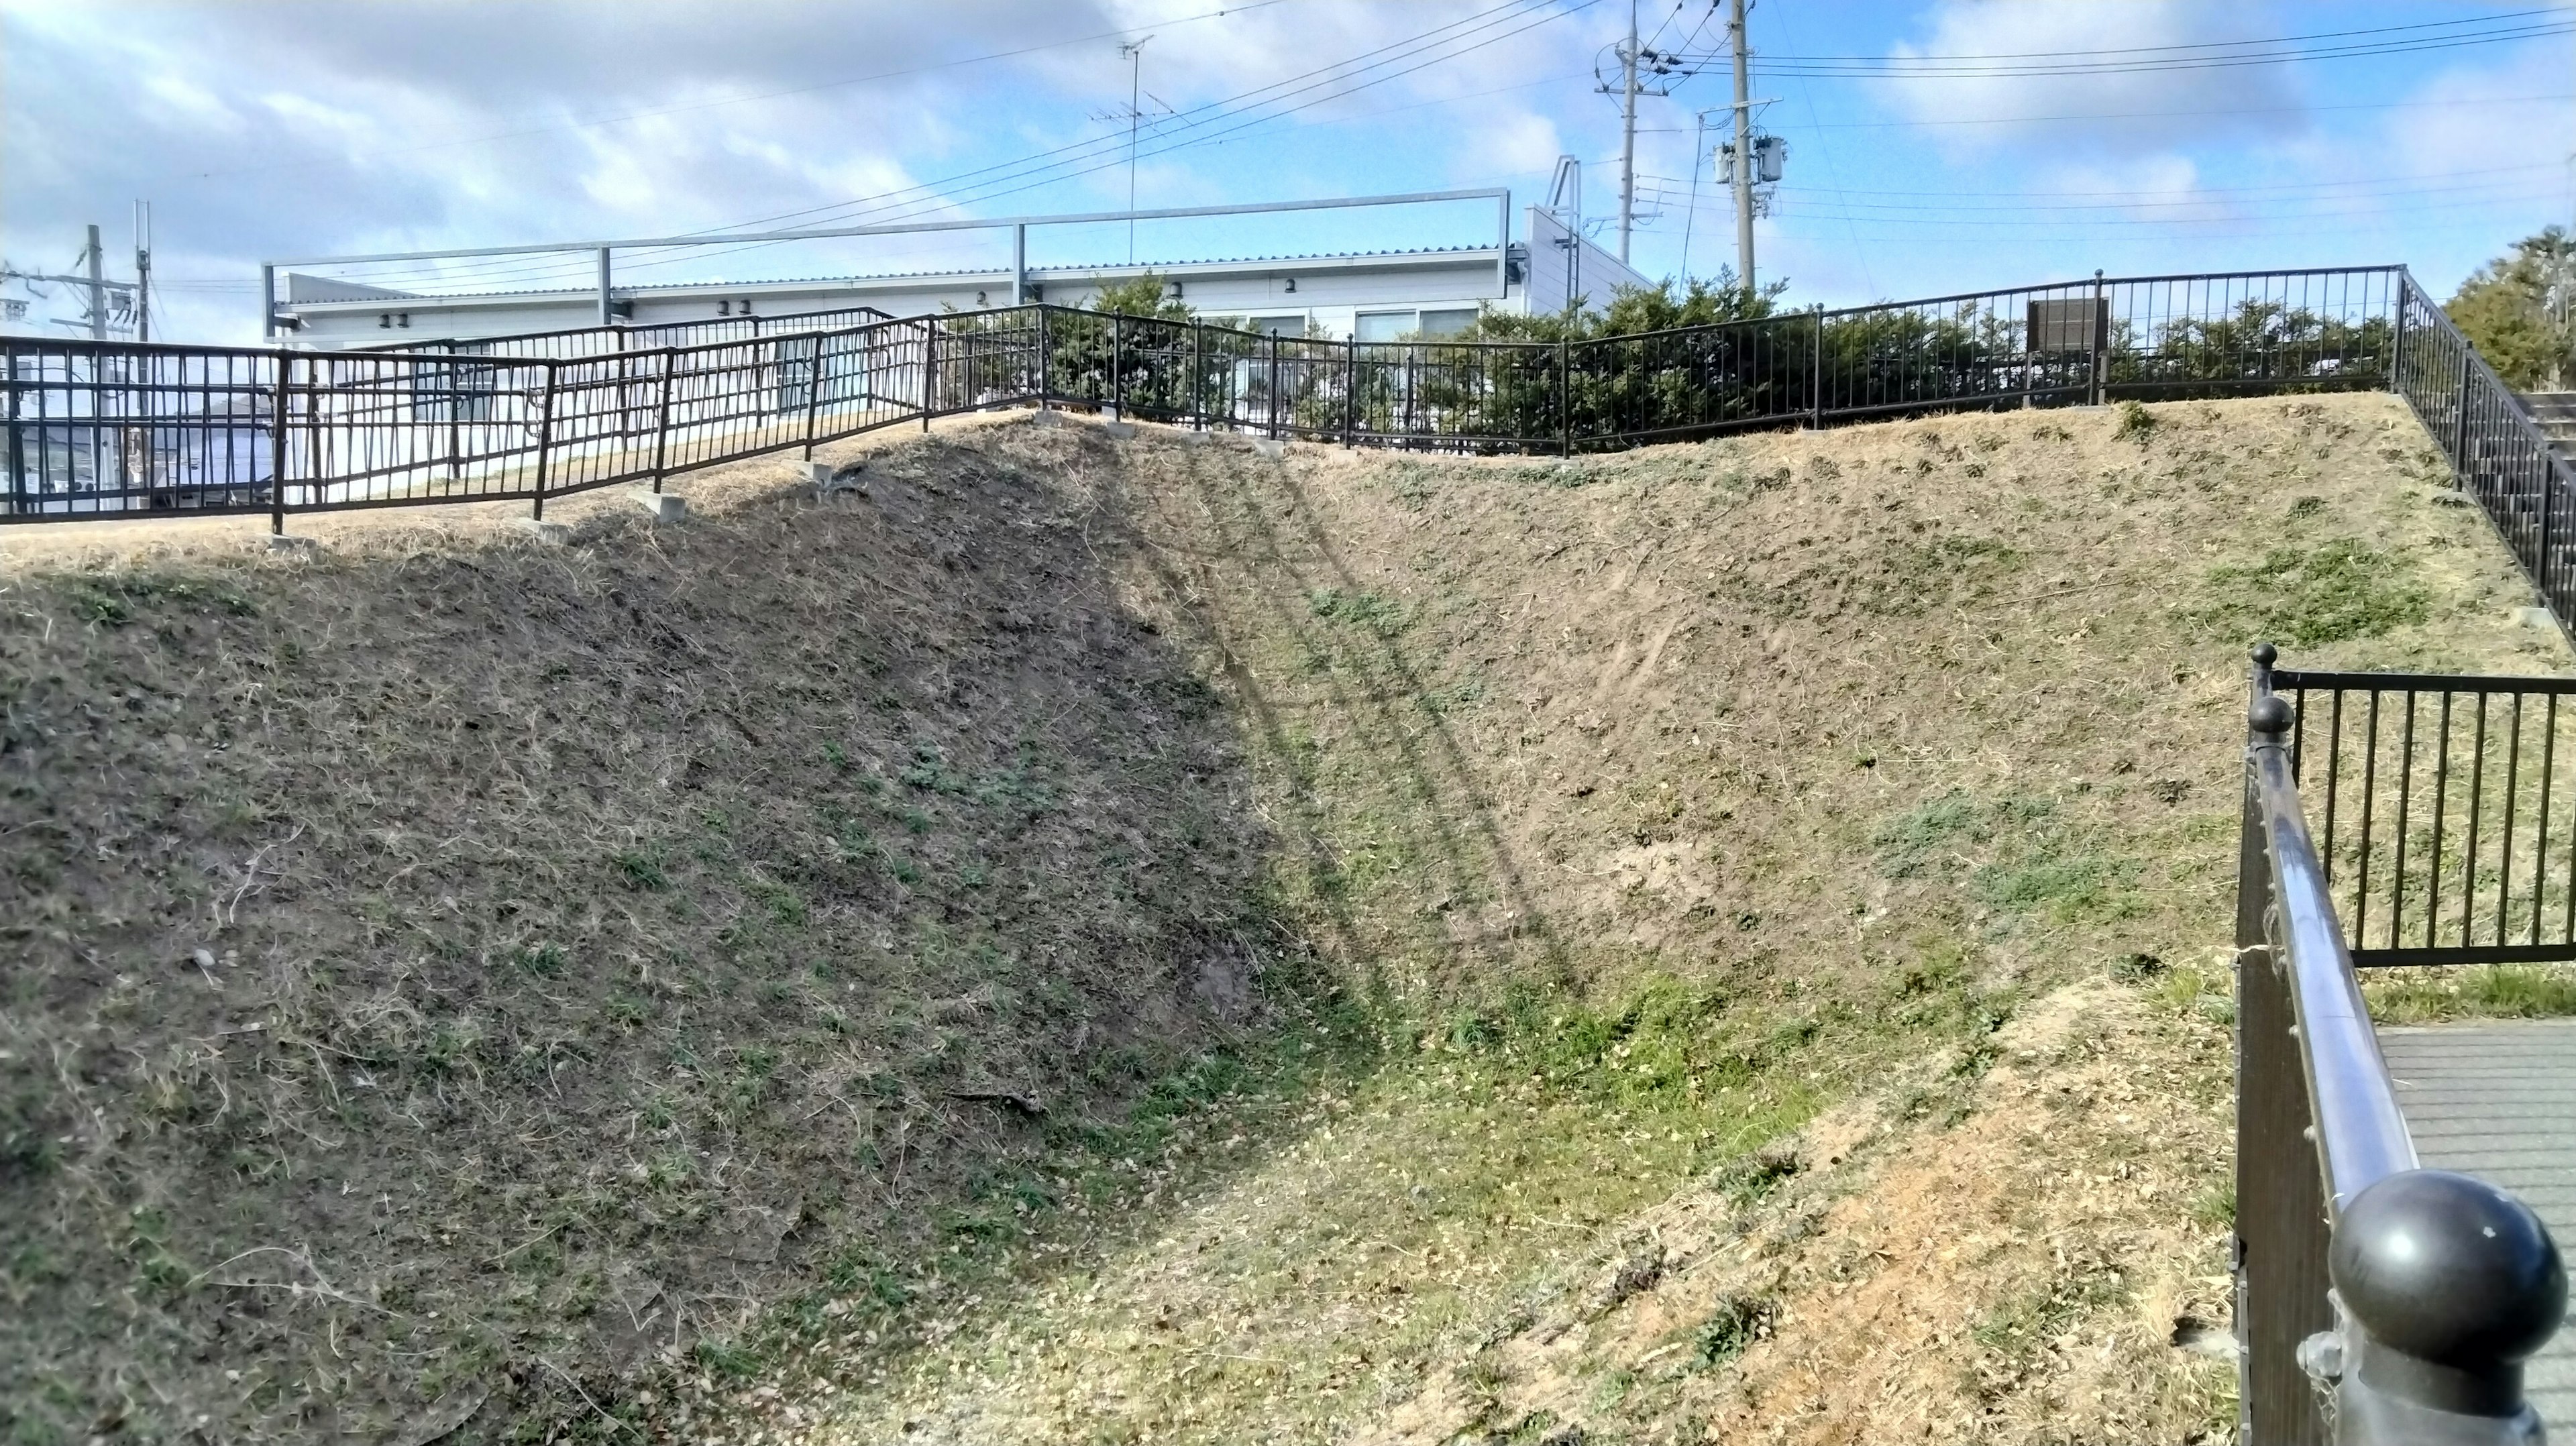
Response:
[0, 264, 2447, 527]
[2275, 667, 2576, 967]
[2237, 650, 2567, 1445]
[2390, 270, 2576, 632]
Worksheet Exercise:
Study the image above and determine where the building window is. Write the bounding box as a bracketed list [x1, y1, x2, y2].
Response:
[1417, 309, 1478, 340]
[1354, 311, 1415, 343]
[1250, 315, 1306, 337]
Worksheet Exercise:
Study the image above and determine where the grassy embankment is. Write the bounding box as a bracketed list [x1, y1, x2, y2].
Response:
[3, 392, 2563, 1445]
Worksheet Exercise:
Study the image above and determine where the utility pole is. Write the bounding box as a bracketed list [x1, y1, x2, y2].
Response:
[1617, 0, 1640, 264]
[85, 223, 105, 341]
[1729, 0, 1754, 291]
[133, 201, 152, 345]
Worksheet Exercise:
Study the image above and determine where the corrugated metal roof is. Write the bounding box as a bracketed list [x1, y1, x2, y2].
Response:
[302, 244, 1499, 304]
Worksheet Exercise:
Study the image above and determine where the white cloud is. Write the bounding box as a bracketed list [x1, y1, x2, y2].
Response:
[1882, 0, 2304, 156]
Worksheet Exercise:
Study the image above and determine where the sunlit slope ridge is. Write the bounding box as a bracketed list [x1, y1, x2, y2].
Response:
[751, 394, 2557, 1445]
[2, 393, 2555, 1446]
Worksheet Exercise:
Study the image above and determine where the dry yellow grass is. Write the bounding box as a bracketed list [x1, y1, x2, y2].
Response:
[4, 392, 2561, 1445]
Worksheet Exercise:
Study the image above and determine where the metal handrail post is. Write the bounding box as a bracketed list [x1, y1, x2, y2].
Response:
[922, 321, 936, 433]
[2389, 272, 2410, 398]
[1266, 332, 1279, 441]
[1192, 321, 1205, 430]
[1111, 313, 1124, 421]
[530, 361, 555, 520]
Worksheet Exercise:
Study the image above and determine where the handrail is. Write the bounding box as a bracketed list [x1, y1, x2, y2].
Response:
[2237, 646, 2566, 1445]
[2248, 687, 2420, 1213]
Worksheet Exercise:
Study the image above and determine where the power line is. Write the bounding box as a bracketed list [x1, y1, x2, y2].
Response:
[1630, 91, 2576, 133]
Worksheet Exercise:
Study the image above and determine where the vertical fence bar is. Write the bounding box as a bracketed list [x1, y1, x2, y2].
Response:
[2453, 350, 2474, 471]
[922, 321, 936, 433]
[1036, 305, 1051, 412]
[1111, 313, 1124, 421]
[1192, 321, 1205, 431]
[1266, 332, 1279, 442]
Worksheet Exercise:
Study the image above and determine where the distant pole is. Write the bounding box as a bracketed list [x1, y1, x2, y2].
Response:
[1119, 37, 1154, 265]
[1617, 0, 1640, 266]
[261, 263, 276, 341]
[1682, 110, 1709, 283]
[133, 202, 152, 345]
[1729, 0, 1754, 290]
[596, 247, 613, 326]
[85, 223, 105, 341]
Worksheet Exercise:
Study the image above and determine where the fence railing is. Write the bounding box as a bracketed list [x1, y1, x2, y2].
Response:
[2237, 647, 2566, 1445]
[0, 264, 2440, 526]
[2390, 270, 2576, 632]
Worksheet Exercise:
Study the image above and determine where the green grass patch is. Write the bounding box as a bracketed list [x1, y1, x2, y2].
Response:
[2198, 538, 2432, 647]
[2364, 964, 2576, 1023]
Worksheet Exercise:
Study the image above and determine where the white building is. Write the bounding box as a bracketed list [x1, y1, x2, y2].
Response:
[268, 190, 1649, 349]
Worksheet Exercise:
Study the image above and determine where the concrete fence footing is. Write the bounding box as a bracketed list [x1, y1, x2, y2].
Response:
[633, 490, 688, 523]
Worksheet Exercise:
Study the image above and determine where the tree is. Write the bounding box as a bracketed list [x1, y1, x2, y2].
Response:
[1088, 272, 1193, 323]
[2447, 227, 2575, 391]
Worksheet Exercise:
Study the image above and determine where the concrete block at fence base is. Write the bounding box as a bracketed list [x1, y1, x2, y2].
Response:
[2516, 605, 2557, 630]
[523, 520, 573, 545]
[804, 461, 865, 499]
[633, 490, 688, 524]
[1102, 421, 1138, 440]
[265, 534, 318, 555]
[1180, 431, 1213, 446]
[1030, 408, 1064, 429]
[1251, 438, 1287, 459]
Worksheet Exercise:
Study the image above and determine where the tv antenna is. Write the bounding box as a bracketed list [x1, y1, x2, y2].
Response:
[1089, 36, 1171, 264]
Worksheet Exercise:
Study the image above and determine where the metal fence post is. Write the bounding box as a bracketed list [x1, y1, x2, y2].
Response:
[1192, 321, 1205, 431]
[530, 362, 555, 520]
[1111, 313, 1124, 421]
[269, 352, 290, 535]
[1036, 306, 1051, 411]
[1344, 336, 1358, 447]
[2453, 350, 2474, 474]
[1266, 331, 1280, 441]
[922, 321, 936, 433]
[2090, 269, 2108, 406]
[651, 349, 674, 494]
[1811, 305, 1826, 429]
[802, 335, 826, 461]
[2389, 273, 2410, 399]
[2236, 650, 2333, 1446]
[5, 349, 24, 518]
[1558, 337, 1572, 457]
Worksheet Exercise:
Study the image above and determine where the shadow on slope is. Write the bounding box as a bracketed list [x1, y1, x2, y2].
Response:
[0, 425, 1326, 1443]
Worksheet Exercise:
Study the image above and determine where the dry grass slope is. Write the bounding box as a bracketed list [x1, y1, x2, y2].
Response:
[3, 392, 2564, 1446]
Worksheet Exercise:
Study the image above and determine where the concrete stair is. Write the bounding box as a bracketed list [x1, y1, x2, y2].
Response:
[2524, 391, 2576, 461]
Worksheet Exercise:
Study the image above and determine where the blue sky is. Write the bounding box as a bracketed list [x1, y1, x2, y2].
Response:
[3, 0, 2570, 343]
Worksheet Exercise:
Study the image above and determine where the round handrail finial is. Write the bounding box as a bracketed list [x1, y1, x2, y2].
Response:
[2249, 694, 2295, 737]
[2332, 1169, 2566, 1373]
